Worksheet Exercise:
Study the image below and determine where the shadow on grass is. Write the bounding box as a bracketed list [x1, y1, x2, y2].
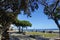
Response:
[29, 35, 50, 40]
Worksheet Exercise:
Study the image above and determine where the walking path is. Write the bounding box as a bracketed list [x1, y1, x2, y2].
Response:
[9, 33, 50, 40]
[10, 33, 35, 40]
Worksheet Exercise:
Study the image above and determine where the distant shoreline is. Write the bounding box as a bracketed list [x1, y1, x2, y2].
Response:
[12, 29, 59, 32]
[14, 28, 59, 30]
[23, 29, 59, 32]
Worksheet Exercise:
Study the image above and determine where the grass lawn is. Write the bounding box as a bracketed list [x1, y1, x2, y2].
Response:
[26, 32, 58, 38]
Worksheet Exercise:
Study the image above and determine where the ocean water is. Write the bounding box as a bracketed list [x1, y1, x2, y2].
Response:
[23, 29, 59, 32]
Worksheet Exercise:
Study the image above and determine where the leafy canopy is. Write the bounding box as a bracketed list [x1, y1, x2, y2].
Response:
[13, 19, 32, 27]
[0, 0, 38, 27]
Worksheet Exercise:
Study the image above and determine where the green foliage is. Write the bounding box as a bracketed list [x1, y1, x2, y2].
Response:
[0, 0, 37, 32]
[13, 19, 32, 27]
[0, 0, 38, 27]
[0, 0, 39, 16]
[44, 0, 60, 19]
[41, 0, 60, 30]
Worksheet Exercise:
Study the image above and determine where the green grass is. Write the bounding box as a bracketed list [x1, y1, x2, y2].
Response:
[26, 32, 58, 38]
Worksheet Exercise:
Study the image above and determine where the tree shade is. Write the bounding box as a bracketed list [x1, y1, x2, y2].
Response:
[0, 0, 38, 40]
[0, 0, 38, 34]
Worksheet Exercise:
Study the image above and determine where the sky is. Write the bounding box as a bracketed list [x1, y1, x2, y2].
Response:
[17, 4, 58, 29]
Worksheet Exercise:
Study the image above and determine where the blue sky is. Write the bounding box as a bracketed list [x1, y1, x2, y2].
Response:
[17, 4, 58, 29]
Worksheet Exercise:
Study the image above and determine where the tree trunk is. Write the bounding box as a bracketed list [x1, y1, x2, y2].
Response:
[57, 28, 60, 37]
[0, 29, 2, 40]
[19, 27, 20, 33]
[53, 18, 60, 37]
[22, 27, 23, 33]
[0, 34, 2, 40]
[1, 28, 9, 40]
[26, 27, 27, 31]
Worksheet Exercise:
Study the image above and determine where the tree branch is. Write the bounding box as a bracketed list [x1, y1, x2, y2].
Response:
[52, 0, 59, 13]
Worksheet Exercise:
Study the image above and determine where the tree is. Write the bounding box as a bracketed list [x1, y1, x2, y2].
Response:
[40, 0, 60, 37]
[13, 19, 32, 33]
[0, 0, 38, 40]
[20, 20, 32, 32]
